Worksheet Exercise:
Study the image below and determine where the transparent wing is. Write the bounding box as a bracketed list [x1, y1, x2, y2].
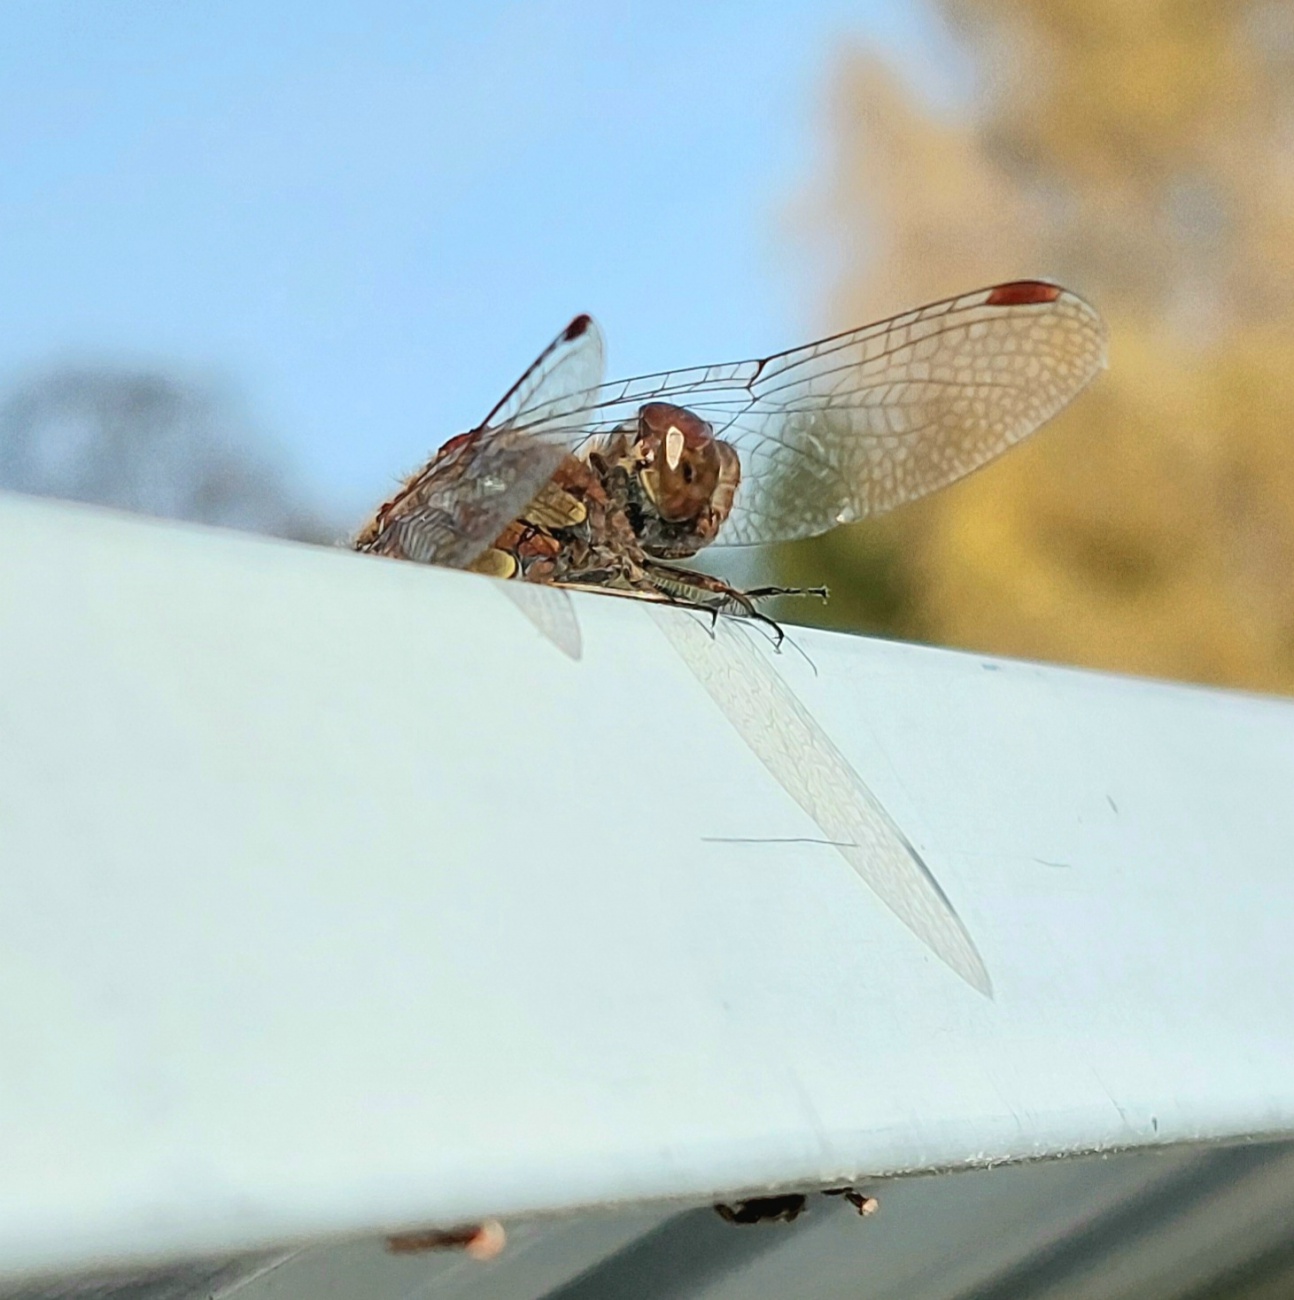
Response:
[651, 606, 991, 994]
[508, 282, 1107, 547]
[500, 582, 583, 660]
[479, 313, 606, 434]
[365, 428, 569, 570]
[482, 558, 988, 989]
[359, 315, 605, 569]
[487, 576, 991, 991]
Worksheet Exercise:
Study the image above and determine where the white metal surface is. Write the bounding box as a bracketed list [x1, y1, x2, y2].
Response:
[1, 489, 1293, 1281]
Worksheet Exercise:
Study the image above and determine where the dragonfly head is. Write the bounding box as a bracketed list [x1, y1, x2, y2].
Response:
[633, 402, 741, 557]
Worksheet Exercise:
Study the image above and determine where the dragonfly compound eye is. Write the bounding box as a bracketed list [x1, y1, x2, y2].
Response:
[637, 404, 735, 519]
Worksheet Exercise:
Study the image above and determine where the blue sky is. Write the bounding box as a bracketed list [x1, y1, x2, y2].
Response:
[0, 1, 958, 522]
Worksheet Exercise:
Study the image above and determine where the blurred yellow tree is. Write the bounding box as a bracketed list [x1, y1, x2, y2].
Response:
[780, 0, 1294, 693]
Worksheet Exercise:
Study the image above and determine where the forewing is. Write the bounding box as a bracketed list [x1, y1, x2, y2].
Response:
[716, 282, 1108, 544]
[362, 315, 606, 570]
[508, 282, 1107, 547]
[479, 313, 606, 434]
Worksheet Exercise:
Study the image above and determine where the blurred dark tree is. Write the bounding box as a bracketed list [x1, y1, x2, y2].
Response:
[780, 0, 1294, 693]
[0, 366, 334, 543]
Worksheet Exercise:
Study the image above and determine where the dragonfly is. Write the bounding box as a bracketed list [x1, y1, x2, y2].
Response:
[354, 282, 1108, 995]
[355, 281, 1105, 625]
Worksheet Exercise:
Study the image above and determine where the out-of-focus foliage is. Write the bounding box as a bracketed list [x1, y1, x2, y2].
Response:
[0, 366, 334, 543]
[781, 0, 1294, 693]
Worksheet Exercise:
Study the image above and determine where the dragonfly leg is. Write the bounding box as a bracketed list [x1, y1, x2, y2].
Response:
[639, 561, 790, 648]
[741, 584, 830, 604]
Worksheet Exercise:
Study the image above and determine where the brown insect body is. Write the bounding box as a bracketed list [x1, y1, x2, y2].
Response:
[489, 411, 755, 614]
[361, 402, 759, 617]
